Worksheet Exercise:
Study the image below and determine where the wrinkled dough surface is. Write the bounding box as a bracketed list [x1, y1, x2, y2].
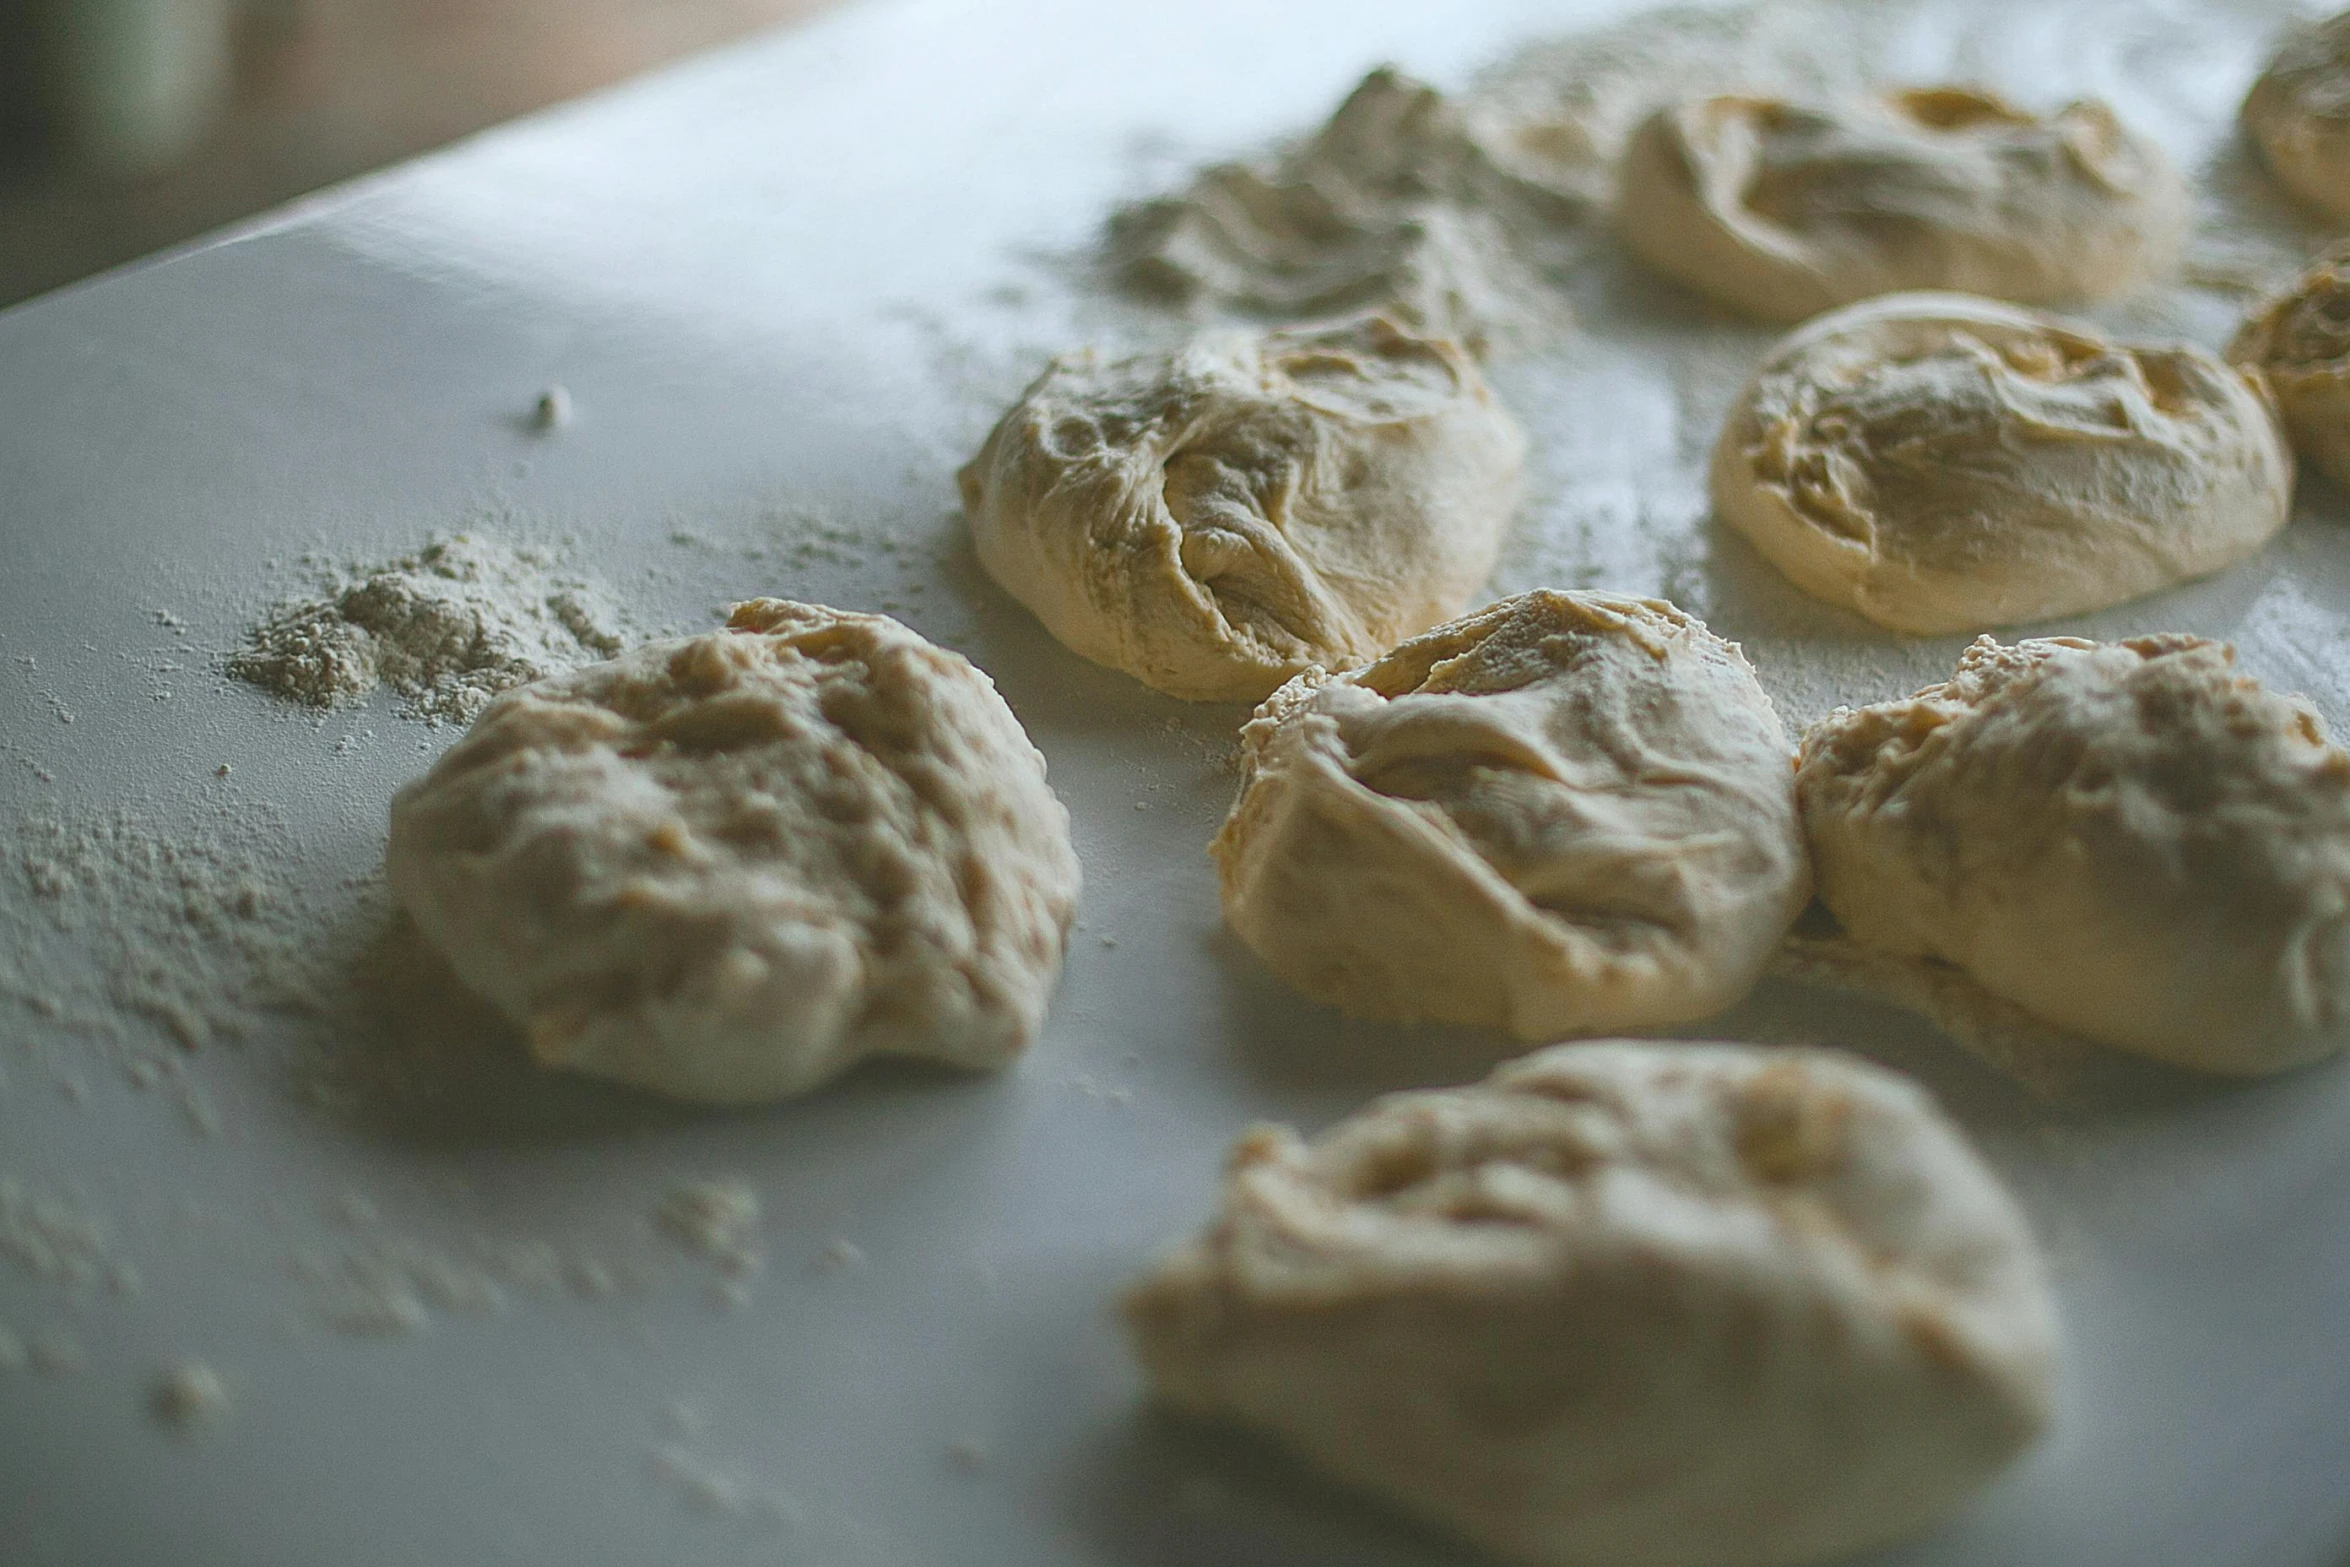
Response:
[960, 315, 1526, 702]
[1124, 1039, 2059, 1567]
[1798, 634, 2350, 1074]
[1616, 88, 2184, 322]
[2232, 243, 2350, 490]
[385, 599, 1080, 1104]
[1211, 590, 1809, 1038]
[2245, 12, 2350, 221]
[1711, 292, 2292, 635]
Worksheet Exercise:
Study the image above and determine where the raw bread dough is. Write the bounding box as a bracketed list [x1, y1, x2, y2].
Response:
[1711, 292, 2293, 634]
[1616, 87, 2185, 322]
[1124, 1039, 2059, 1567]
[960, 315, 1526, 703]
[1107, 66, 1583, 355]
[2244, 11, 2350, 222]
[1211, 591, 1809, 1037]
[2232, 243, 2350, 489]
[1798, 634, 2350, 1075]
[384, 599, 1081, 1104]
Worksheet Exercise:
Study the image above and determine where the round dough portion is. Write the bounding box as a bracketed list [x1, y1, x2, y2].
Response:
[385, 599, 1081, 1104]
[1711, 292, 2292, 635]
[2232, 243, 2350, 489]
[958, 315, 1526, 703]
[1211, 591, 1810, 1039]
[1798, 634, 2350, 1075]
[1123, 1039, 2060, 1567]
[2244, 11, 2350, 221]
[1617, 88, 2185, 322]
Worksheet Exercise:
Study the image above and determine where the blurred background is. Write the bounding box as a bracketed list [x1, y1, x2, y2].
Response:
[0, 0, 835, 307]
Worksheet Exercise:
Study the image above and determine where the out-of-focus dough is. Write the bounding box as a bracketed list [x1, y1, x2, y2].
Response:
[2232, 243, 2350, 489]
[1107, 65, 1583, 355]
[2245, 11, 2350, 221]
[1210, 591, 1809, 1038]
[1124, 1039, 2060, 1567]
[1711, 292, 2292, 635]
[960, 315, 1526, 703]
[1799, 634, 2350, 1075]
[1617, 88, 2185, 322]
[385, 599, 1081, 1104]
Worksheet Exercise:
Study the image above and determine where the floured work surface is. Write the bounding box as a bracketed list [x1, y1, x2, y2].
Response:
[4, 0, 2350, 1564]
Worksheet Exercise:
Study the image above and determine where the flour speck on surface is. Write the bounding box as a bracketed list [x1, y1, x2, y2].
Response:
[149, 1359, 230, 1432]
[228, 535, 629, 725]
[654, 1179, 763, 1277]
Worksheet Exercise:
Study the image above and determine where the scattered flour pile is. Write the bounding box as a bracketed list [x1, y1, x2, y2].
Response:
[229, 535, 629, 725]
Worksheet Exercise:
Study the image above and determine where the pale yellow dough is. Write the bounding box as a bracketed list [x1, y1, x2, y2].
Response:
[2244, 11, 2350, 222]
[1617, 87, 2184, 322]
[1711, 292, 2292, 635]
[1124, 1039, 2060, 1567]
[958, 315, 1526, 703]
[1211, 590, 1809, 1038]
[385, 599, 1081, 1104]
[1799, 634, 2350, 1075]
[2232, 243, 2350, 489]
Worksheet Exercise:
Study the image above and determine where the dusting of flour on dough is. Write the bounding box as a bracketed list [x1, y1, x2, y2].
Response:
[229, 535, 629, 725]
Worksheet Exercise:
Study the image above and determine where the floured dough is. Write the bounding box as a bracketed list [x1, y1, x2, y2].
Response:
[2232, 243, 2350, 489]
[1211, 591, 1809, 1037]
[1124, 1039, 2059, 1567]
[2244, 11, 2350, 221]
[960, 315, 1526, 703]
[1108, 66, 1582, 354]
[1712, 292, 2292, 634]
[1616, 88, 2185, 322]
[385, 599, 1081, 1103]
[1798, 634, 2350, 1075]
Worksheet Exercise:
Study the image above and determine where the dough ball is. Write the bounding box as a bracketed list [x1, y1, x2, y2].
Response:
[1124, 1039, 2059, 1567]
[958, 315, 1526, 703]
[1798, 634, 2350, 1075]
[1211, 591, 1809, 1039]
[2244, 12, 2350, 222]
[1617, 88, 2185, 323]
[2232, 243, 2350, 489]
[1711, 292, 2292, 635]
[385, 599, 1081, 1104]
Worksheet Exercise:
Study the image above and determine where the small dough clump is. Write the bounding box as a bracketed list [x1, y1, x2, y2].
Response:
[2244, 12, 2350, 221]
[1616, 88, 2185, 323]
[1799, 635, 2350, 1075]
[385, 599, 1080, 1104]
[1124, 1039, 2059, 1567]
[1211, 591, 1809, 1038]
[1712, 292, 2292, 635]
[2232, 243, 2350, 489]
[961, 315, 1526, 703]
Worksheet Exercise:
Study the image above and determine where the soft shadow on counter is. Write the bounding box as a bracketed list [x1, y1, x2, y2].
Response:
[1058, 1409, 1473, 1567]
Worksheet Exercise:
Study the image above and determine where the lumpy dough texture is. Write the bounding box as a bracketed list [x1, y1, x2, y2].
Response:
[1711, 292, 2291, 635]
[959, 315, 1526, 703]
[1799, 635, 2350, 1075]
[1211, 591, 1809, 1038]
[1616, 88, 2184, 323]
[2245, 12, 2350, 221]
[2232, 244, 2350, 490]
[385, 599, 1081, 1104]
[1124, 1039, 2060, 1567]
